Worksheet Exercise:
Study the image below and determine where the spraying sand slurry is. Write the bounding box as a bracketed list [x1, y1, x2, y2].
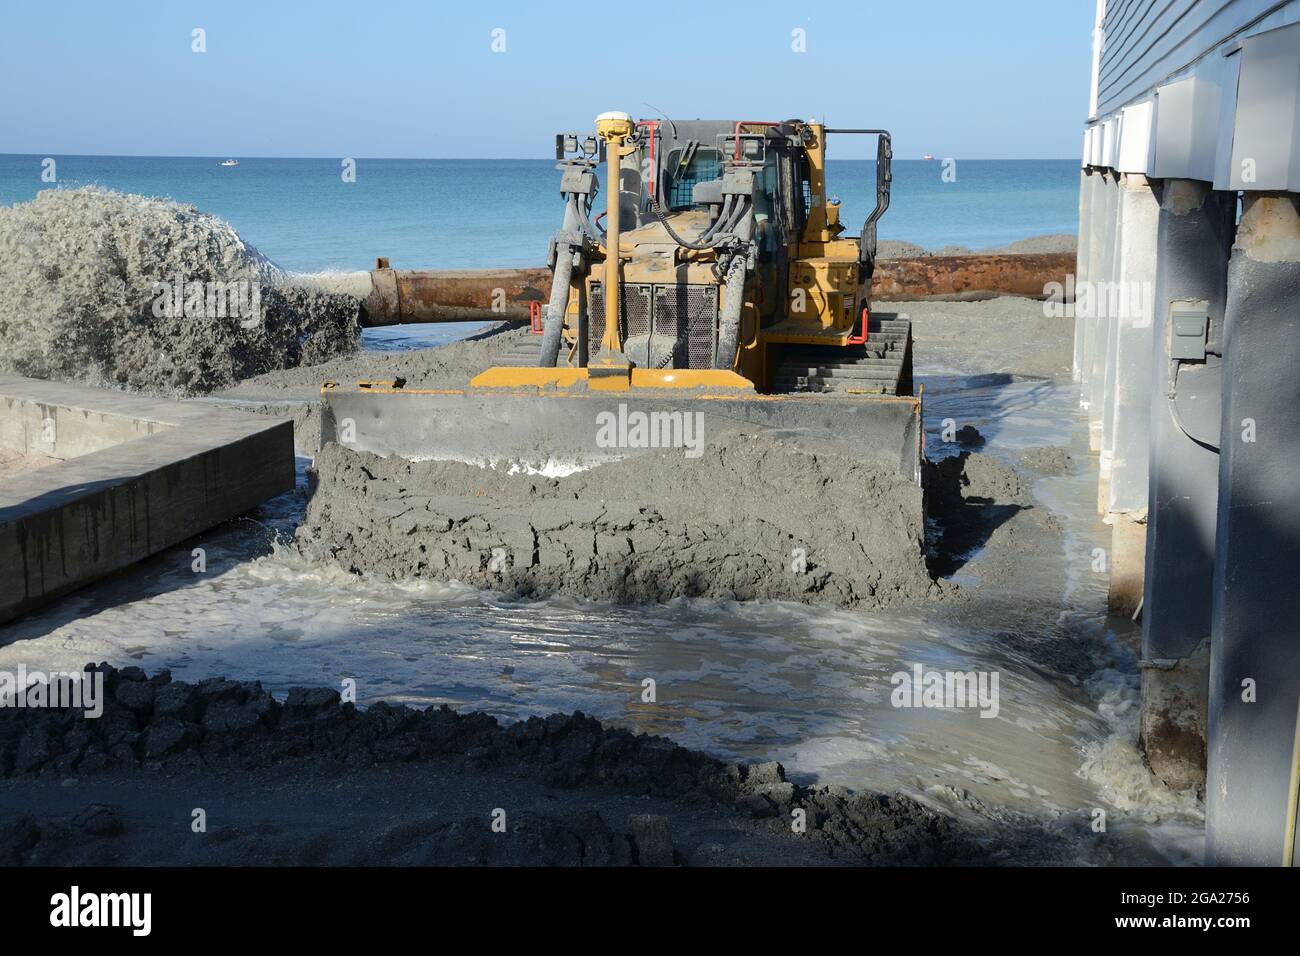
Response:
[0, 188, 360, 395]
[296, 430, 937, 610]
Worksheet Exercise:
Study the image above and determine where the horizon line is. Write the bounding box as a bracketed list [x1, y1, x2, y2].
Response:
[0, 152, 1080, 163]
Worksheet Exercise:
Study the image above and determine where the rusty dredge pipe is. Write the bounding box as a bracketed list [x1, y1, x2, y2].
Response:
[870, 252, 1076, 301]
[361, 259, 551, 326]
[359, 253, 1074, 326]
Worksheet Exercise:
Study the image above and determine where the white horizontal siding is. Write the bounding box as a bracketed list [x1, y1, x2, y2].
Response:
[1094, 0, 1297, 118]
[1085, 0, 1300, 188]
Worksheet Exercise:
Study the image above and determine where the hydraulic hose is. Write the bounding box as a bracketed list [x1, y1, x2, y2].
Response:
[577, 193, 605, 245]
[648, 194, 748, 251]
[696, 195, 735, 246]
[720, 194, 750, 236]
[539, 242, 574, 366]
[713, 257, 748, 370]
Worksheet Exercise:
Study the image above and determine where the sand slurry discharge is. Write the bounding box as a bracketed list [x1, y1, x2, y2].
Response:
[0, 187, 360, 395]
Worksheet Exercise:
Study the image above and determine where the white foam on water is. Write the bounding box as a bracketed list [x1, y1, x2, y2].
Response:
[400, 455, 597, 478]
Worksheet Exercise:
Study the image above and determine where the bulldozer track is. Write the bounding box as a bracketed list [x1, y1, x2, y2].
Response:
[772, 317, 913, 396]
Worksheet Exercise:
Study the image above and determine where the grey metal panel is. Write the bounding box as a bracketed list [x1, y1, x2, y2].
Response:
[1096, 0, 1297, 117]
[589, 282, 651, 365]
[1212, 49, 1246, 189]
[1103, 115, 1122, 167]
[1227, 21, 1300, 190]
[1152, 73, 1225, 181]
[653, 284, 717, 370]
[1117, 99, 1157, 172]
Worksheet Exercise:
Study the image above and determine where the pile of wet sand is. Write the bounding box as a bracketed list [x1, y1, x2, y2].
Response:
[1019, 445, 1074, 475]
[266, 303, 1067, 611]
[297, 429, 936, 609]
[876, 234, 1077, 259]
[221, 321, 532, 401]
[0, 187, 361, 395]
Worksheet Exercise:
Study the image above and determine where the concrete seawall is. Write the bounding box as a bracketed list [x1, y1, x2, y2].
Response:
[0, 376, 295, 624]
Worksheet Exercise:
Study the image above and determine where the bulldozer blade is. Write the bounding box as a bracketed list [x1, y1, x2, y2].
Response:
[320, 380, 923, 482]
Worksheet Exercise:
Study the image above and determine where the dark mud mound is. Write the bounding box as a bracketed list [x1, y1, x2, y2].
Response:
[296, 431, 936, 609]
[0, 187, 360, 394]
[0, 665, 738, 794]
[0, 664, 985, 866]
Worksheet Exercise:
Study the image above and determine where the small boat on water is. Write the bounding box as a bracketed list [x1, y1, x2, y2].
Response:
[922, 153, 935, 161]
[220, 159, 239, 167]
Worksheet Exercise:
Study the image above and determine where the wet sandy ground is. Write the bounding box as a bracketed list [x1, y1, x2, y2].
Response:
[2, 765, 835, 867]
[214, 296, 1069, 401]
[0, 295, 1206, 865]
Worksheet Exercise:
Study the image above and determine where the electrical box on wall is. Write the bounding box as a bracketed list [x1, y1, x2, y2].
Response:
[1170, 305, 1209, 361]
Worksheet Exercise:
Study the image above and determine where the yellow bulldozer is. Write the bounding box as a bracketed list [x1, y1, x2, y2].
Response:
[323, 114, 921, 480]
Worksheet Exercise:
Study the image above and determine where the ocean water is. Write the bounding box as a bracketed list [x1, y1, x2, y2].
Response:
[0, 154, 1079, 273]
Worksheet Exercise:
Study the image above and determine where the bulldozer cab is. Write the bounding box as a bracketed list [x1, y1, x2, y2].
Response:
[623, 126, 794, 241]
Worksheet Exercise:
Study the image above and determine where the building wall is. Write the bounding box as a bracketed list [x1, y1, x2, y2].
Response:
[1094, 0, 1299, 120]
[1084, 0, 1300, 191]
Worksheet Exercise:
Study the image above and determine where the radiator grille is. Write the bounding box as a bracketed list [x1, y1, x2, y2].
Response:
[588, 283, 651, 360]
[588, 282, 716, 369]
[655, 284, 717, 369]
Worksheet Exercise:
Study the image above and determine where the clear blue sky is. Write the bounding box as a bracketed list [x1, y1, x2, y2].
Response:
[0, 0, 1095, 160]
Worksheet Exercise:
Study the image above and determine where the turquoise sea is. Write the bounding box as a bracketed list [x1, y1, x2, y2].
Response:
[0, 154, 1079, 273]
